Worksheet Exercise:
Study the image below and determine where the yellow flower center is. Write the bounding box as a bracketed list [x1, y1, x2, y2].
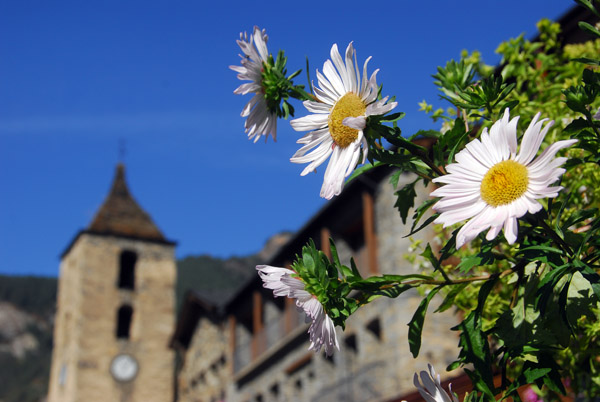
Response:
[480, 160, 529, 207]
[328, 93, 366, 148]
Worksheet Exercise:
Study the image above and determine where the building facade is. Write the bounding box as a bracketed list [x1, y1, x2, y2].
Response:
[171, 164, 461, 402]
[48, 164, 177, 402]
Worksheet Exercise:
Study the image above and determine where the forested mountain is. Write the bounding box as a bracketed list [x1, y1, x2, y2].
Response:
[0, 275, 57, 402]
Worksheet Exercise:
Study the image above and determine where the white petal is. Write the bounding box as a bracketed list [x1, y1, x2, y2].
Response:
[343, 116, 366, 130]
[516, 114, 553, 165]
[322, 59, 346, 97]
[503, 217, 518, 244]
[290, 114, 329, 131]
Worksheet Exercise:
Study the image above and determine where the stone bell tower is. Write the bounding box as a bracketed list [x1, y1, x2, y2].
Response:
[48, 164, 176, 402]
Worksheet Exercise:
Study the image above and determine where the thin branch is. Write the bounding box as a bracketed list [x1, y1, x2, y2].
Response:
[538, 218, 573, 256]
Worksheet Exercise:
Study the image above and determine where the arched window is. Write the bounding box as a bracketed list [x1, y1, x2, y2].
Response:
[116, 305, 133, 339]
[118, 250, 137, 290]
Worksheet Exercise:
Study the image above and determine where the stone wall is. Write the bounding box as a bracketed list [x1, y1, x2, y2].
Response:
[178, 316, 229, 402]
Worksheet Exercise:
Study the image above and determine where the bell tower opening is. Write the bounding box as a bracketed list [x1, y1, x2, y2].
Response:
[118, 250, 137, 290]
[116, 304, 133, 339]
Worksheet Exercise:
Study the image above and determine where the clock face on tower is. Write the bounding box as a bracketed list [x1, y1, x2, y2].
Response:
[110, 354, 139, 382]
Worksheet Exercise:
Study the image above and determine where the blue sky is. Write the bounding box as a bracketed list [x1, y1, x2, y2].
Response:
[0, 0, 573, 276]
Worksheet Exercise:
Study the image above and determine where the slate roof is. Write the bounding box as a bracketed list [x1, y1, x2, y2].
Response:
[61, 164, 173, 258]
[87, 163, 166, 241]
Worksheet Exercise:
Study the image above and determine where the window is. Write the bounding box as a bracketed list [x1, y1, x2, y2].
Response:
[366, 317, 382, 340]
[118, 250, 137, 290]
[344, 334, 358, 353]
[116, 305, 133, 339]
[59, 363, 67, 386]
[270, 383, 279, 398]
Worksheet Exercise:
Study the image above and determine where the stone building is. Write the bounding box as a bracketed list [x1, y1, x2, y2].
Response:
[48, 164, 177, 402]
[171, 163, 462, 402]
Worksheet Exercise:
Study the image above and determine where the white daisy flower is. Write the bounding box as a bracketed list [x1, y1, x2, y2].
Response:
[431, 109, 577, 248]
[290, 43, 397, 199]
[413, 364, 458, 402]
[230, 26, 277, 142]
[256, 265, 340, 356]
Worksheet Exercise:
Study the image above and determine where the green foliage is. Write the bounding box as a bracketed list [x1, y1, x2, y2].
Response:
[247, 6, 600, 401]
[393, 178, 418, 224]
[408, 287, 441, 358]
[260, 49, 311, 119]
[339, 10, 600, 401]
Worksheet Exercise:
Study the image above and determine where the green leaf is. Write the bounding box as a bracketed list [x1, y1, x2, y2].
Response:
[420, 243, 453, 280]
[379, 112, 406, 123]
[575, 0, 600, 17]
[517, 244, 564, 267]
[572, 56, 600, 66]
[366, 284, 413, 302]
[475, 277, 498, 316]
[410, 129, 440, 140]
[408, 198, 437, 236]
[453, 312, 496, 398]
[302, 251, 315, 276]
[435, 283, 468, 313]
[576, 217, 600, 258]
[431, 117, 466, 165]
[346, 162, 381, 184]
[539, 354, 566, 394]
[405, 214, 438, 238]
[394, 180, 418, 224]
[408, 287, 441, 358]
[359, 274, 432, 283]
[566, 271, 598, 326]
[580, 264, 600, 302]
[579, 21, 600, 38]
[536, 264, 571, 314]
[446, 121, 469, 165]
[523, 367, 551, 383]
[329, 238, 341, 269]
[457, 255, 484, 274]
[388, 170, 402, 189]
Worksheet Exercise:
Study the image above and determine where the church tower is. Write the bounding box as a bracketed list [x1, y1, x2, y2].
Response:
[48, 164, 176, 402]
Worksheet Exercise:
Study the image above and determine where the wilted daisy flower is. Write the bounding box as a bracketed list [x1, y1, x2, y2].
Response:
[290, 43, 397, 199]
[431, 109, 577, 248]
[256, 265, 340, 356]
[230, 26, 277, 142]
[413, 364, 458, 402]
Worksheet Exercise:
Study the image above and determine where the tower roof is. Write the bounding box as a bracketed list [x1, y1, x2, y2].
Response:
[87, 163, 166, 241]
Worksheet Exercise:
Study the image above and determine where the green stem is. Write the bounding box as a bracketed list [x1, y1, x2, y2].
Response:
[583, 109, 600, 139]
[420, 154, 445, 177]
[370, 266, 514, 288]
[436, 263, 453, 284]
[538, 218, 573, 256]
[289, 86, 315, 102]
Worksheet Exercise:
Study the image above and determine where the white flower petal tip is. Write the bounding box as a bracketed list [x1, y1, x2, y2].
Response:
[256, 264, 340, 356]
[431, 108, 576, 247]
[256, 265, 295, 297]
[594, 107, 600, 120]
[413, 364, 458, 402]
[290, 42, 395, 199]
[231, 26, 277, 142]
